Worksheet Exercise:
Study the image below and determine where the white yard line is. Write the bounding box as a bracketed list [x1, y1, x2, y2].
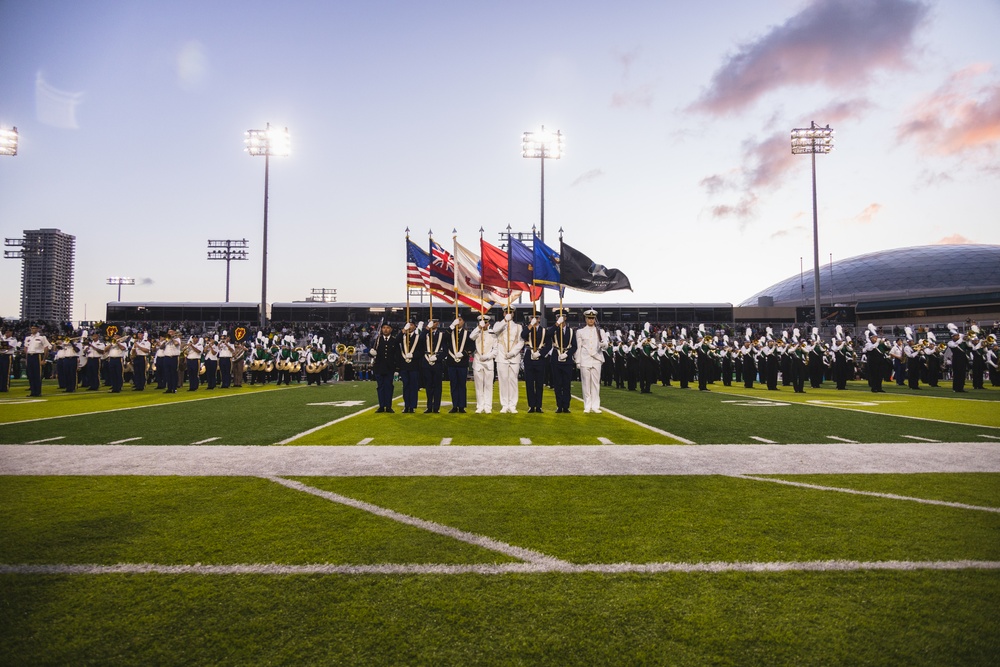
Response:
[901, 435, 941, 443]
[750, 436, 777, 444]
[191, 437, 220, 445]
[25, 436, 65, 444]
[519, 438, 532, 445]
[107, 437, 142, 444]
[597, 437, 614, 445]
[721, 390, 1000, 431]
[3, 559, 998, 576]
[357, 438, 374, 445]
[570, 395, 696, 444]
[826, 436, 858, 443]
[732, 474, 1000, 513]
[0, 385, 305, 427]
[276, 405, 373, 445]
[265, 476, 569, 566]
[440, 438, 452, 446]
[980, 434, 1000, 440]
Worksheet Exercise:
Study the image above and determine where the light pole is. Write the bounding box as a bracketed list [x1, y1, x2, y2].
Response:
[245, 123, 290, 330]
[0, 126, 17, 156]
[207, 239, 249, 302]
[522, 126, 562, 324]
[106, 276, 135, 302]
[791, 121, 834, 329]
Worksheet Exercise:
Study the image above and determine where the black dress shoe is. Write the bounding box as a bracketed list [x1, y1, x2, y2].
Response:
[528, 407, 536, 413]
[376, 407, 385, 413]
[458, 408, 466, 413]
[536, 408, 543, 413]
[449, 407, 458, 413]
[386, 408, 395, 413]
[424, 408, 433, 413]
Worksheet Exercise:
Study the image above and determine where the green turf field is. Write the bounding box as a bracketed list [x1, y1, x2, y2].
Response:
[1, 377, 998, 664]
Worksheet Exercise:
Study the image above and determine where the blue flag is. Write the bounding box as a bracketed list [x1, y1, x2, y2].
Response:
[532, 234, 561, 289]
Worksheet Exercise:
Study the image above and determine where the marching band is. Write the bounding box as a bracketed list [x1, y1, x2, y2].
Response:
[3, 318, 998, 403]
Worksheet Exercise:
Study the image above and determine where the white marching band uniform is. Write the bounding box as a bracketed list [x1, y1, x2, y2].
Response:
[492, 312, 525, 413]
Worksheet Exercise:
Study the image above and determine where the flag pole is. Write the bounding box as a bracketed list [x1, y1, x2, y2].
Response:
[428, 229, 434, 323]
[478, 227, 486, 316]
[405, 228, 411, 324]
[452, 229, 459, 321]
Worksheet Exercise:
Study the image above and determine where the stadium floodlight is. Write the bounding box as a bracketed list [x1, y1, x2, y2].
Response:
[207, 239, 250, 303]
[522, 125, 562, 325]
[106, 276, 135, 302]
[0, 126, 17, 156]
[244, 123, 290, 330]
[791, 121, 835, 329]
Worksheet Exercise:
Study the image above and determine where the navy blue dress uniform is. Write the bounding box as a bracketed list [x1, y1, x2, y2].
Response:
[547, 312, 577, 413]
[369, 323, 398, 413]
[521, 317, 550, 413]
[420, 320, 446, 413]
[445, 317, 474, 413]
[23, 326, 52, 397]
[396, 323, 422, 413]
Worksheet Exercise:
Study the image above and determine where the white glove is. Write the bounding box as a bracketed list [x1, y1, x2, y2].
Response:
[530, 317, 538, 326]
[531, 351, 541, 361]
[505, 313, 512, 322]
[403, 353, 412, 362]
[369, 348, 377, 357]
[427, 354, 437, 363]
[557, 316, 565, 325]
[450, 319, 459, 330]
[558, 352, 568, 362]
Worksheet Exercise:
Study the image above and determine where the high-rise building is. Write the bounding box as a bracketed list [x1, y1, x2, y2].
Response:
[3, 228, 76, 322]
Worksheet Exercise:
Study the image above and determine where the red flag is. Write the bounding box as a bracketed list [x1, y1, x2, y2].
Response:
[481, 238, 541, 300]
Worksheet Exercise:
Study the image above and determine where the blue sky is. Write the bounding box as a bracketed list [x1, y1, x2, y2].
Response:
[1, 0, 998, 321]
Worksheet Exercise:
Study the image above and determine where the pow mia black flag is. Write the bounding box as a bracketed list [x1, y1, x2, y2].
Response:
[559, 241, 633, 293]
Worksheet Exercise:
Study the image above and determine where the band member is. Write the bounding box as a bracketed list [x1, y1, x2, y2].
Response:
[947, 324, 969, 393]
[60, 336, 80, 392]
[84, 332, 105, 391]
[575, 308, 608, 413]
[275, 342, 293, 386]
[521, 315, 549, 413]
[420, 319, 445, 413]
[394, 323, 420, 412]
[890, 338, 906, 386]
[217, 334, 234, 388]
[105, 334, 127, 393]
[23, 325, 51, 397]
[250, 343, 270, 385]
[0, 329, 17, 392]
[863, 327, 886, 393]
[971, 332, 986, 390]
[831, 332, 850, 390]
[790, 338, 808, 394]
[987, 341, 999, 386]
[548, 309, 577, 413]
[470, 314, 498, 414]
[232, 341, 247, 387]
[904, 334, 922, 390]
[445, 316, 473, 413]
[131, 332, 150, 391]
[492, 307, 524, 413]
[696, 329, 715, 392]
[185, 336, 203, 391]
[741, 334, 756, 389]
[305, 343, 325, 386]
[203, 336, 219, 389]
[369, 321, 397, 413]
[157, 329, 181, 394]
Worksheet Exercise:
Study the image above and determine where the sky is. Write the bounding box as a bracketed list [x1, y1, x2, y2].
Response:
[1, 0, 998, 322]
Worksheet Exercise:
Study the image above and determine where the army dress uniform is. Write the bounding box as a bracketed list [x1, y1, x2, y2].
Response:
[396, 324, 421, 412]
[445, 318, 474, 413]
[369, 323, 398, 413]
[521, 318, 550, 413]
[420, 321, 446, 413]
[548, 314, 577, 413]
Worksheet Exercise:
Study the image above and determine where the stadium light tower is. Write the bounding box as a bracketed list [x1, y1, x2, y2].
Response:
[0, 126, 17, 156]
[522, 125, 562, 324]
[245, 123, 290, 330]
[106, 276, 135, 302]
[791, 121, 834, 329]
[207, 238, 249, 302]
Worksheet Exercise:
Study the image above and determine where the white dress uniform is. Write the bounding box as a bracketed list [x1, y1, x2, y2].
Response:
[469, 317, 498, 414]
[574, 310, 608, 413]
[491, 313, 525, 413]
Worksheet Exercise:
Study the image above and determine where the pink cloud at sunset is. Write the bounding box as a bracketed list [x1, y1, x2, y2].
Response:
[690, 0, 928, 115]
[898, 64, 1000, 156]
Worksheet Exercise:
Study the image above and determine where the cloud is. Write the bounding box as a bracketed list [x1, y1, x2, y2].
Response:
[570, 169, 605, 187]
[611, 84, 655, 109]
[770, 225, 807, 239]
[935, 234, 974, 245]
[916, 170, 954, 188]
[690, 0, 928, 115]
[177, 40, 209, 91]
[898, 64, 1000, 156]
[854, 203, 882, 224]
[708, 193, 759, 225]
[140, 277, 155, 286]
[35, 73, 84, 129]
[699, 174, 731, 195]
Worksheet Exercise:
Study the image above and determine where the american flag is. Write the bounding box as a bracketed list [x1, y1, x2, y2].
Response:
[405, 239, 432, 290]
